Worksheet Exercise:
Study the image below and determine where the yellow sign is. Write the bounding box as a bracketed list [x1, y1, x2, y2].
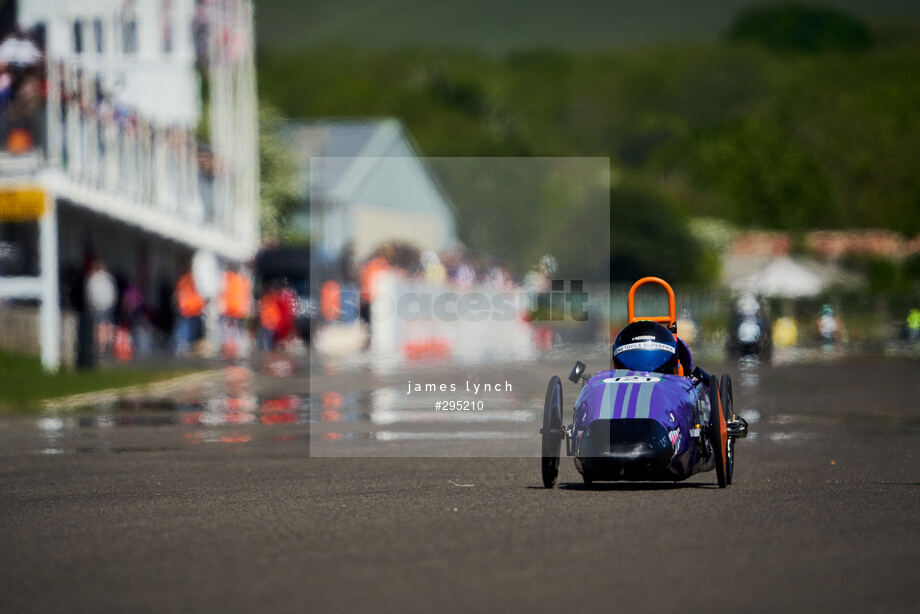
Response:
[0, 187, 45, 221]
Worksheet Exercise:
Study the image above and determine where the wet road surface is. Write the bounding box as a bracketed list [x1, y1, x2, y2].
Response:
[1, 354, 919, 612]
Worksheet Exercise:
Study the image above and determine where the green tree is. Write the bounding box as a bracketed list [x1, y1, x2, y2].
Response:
[685, 119, 834, 230]
[610, 180, 710, 283]
[726, 4, 873, 53]
[259, 103, 303, 244]
[257, 25, 920, 236]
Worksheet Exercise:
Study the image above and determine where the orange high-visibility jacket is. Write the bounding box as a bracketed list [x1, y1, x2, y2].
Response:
[176, 273, 205, 318]
[259, 292, 282, 331]
[360, 257, 389, 302]
[320, 280, 341, 321]
[220, 271, 252, 319]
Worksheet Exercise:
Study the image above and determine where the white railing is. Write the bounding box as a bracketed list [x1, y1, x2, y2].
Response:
[43, 60, 250, 254]
[31, 0, 260, 260]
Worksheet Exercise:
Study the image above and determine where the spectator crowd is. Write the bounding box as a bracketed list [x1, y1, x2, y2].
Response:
[0, 27, 44, 155]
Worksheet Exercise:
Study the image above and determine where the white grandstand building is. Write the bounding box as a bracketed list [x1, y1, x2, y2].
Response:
[0, 0, 259, 369]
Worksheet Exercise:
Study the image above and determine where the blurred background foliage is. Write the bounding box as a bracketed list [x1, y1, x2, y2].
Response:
[608, 180, 715, 283]
[428, 158, 610, 279]
[726, 3, 874, 52]
[256, 2, 920, 281]
[258, 103, 304, 244]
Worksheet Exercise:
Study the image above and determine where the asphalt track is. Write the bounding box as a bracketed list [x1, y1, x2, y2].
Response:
[1, 354, 919, 613]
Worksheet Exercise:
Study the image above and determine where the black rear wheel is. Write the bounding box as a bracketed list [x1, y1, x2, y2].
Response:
[541, 376, 564, 488]
[708, 374, 728, 488]
[720, 374, 735, 485]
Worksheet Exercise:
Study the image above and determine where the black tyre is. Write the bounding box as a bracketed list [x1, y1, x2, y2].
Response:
[720, 374, 735, 485]
[541, 376, 564, 488]
[708, 374, 728, 488]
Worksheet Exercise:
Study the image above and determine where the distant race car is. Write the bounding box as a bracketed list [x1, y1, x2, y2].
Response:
[541, 277, 748, 488]
[725, 294, 772, 360]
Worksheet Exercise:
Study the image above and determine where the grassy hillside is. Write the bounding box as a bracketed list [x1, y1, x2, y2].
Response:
[259, 26, 920, 234]
[256, 4, 920, 282]
[254, 0, 920, 52]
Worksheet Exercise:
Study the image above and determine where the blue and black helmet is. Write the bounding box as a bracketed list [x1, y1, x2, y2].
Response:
[612, 320, 679, 373]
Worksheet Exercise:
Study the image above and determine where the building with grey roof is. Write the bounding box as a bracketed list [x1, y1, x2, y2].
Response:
[284, 119, 458, 262]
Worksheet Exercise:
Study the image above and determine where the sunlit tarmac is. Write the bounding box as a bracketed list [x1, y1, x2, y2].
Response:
[1, 348, 918, 612]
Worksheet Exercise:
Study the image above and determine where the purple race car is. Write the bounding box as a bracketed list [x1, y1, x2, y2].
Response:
[541, 277, 748, 488]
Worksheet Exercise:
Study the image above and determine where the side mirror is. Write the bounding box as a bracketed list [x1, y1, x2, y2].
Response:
[568, 361, 587, 384]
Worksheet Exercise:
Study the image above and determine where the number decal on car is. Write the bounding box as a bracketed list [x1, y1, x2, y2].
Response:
[603, 376, 661, 384]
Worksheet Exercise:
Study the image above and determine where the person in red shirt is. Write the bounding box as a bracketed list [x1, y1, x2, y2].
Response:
[258, 281, 282, 351]
[274, 280, 298, 344]
[257, 278, 299, 350]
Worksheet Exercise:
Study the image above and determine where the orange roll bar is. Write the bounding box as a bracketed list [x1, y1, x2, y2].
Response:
[627, 276, 677, 330]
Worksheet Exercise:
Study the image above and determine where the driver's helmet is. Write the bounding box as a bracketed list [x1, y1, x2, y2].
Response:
[612, 320, 678, 373]
[736, 293, 760, 317]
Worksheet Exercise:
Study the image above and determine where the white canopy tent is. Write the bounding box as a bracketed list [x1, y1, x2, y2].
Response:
[731, 256, 826, 298]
